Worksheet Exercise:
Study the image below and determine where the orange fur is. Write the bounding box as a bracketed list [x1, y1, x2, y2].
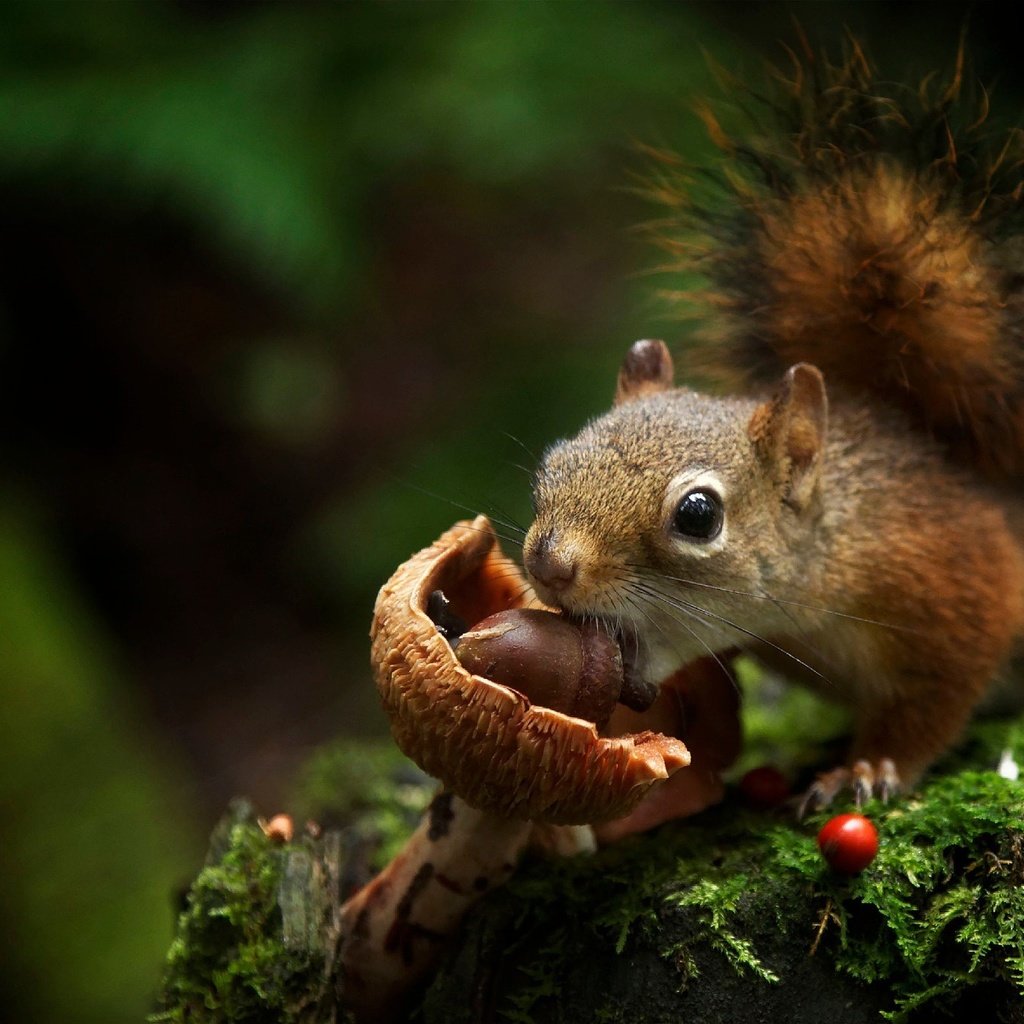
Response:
[707, 165, 1024, 475]
[653, 45, 1024, 477]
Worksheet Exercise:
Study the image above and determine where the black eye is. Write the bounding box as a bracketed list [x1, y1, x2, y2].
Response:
[672, 489, 723, 540]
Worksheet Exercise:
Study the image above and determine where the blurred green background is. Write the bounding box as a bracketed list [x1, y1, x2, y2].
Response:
[0, 2, 1017, 1021]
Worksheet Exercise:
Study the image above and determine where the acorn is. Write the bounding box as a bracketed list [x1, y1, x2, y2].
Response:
[454, 609, 623, 728]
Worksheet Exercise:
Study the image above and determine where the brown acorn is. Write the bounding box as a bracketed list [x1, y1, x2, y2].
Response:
[454, 609, 623, 728]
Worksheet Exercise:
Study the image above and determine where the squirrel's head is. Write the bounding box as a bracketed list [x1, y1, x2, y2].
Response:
[524, 341, 828, 677]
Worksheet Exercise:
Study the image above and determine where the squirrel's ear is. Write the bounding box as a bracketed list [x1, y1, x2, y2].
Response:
[748, 363, 828, 511]
[614, 340, 675, 405]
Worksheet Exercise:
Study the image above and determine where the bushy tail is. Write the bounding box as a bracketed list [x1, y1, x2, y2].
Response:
[653, 37, 1024, 478]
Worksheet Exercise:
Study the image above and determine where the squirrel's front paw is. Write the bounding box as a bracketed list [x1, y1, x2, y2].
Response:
[797, 758, 900, 819]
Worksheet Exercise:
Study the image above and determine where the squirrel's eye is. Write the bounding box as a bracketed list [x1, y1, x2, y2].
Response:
[672, 490, 723, 540]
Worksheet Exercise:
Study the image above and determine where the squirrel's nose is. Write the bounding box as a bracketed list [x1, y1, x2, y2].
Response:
[525, 530, 578, 594]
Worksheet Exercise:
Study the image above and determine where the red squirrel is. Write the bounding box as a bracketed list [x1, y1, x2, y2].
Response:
[521, 44, 1024, 810]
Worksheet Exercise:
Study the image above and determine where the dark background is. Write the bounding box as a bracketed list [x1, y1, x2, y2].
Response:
[0, 2, 1018, 1020]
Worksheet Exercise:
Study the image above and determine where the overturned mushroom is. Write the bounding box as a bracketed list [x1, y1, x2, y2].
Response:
[339, 517, 695, 1021]
[370, 515, 690, 823]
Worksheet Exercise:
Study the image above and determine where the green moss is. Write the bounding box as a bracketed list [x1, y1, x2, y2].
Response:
[158, 709, 1024, 1024]
[154, 744, 434, 1023]
[423, 711, 1024, 1023]
[763, 768, 1024, 1019]
[667, 876, 781, 983]
[153, 801, 332, 1024]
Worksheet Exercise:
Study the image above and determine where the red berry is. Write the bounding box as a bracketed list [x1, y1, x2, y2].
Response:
[738, 765, 790, 809]
[817, 813, 879, 874]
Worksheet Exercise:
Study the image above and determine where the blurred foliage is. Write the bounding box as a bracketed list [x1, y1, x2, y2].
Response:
[0, 494, 196, 1023]
[292, 739, 433, 871]
[0, 0, 721, 313]
[0, 2, 1019, 1023]
[731, 656, 850, 780]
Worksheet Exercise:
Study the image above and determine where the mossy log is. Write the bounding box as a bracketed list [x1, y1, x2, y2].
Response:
[153, 716, 1024, 1024]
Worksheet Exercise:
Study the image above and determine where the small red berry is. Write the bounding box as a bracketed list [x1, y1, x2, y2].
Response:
[817, 813, 879, 874]
[738, 765, 790, 809]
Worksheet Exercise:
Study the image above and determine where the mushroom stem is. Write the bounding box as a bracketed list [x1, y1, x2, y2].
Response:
[340, 792, 588, 1022]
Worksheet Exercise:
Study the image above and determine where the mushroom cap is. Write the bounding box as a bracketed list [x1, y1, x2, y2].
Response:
[370, 516, 690, 824]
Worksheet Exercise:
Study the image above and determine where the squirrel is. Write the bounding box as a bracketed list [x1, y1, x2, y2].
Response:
[521, 41, 1024, 810]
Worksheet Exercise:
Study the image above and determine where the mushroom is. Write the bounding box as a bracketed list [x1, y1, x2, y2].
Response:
[339, 516, 691, 1022]
[370, 515, 690, 823]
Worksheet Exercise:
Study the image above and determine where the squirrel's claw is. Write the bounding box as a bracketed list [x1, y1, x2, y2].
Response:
[797, 758, 902, 819]
[851, 761, 875, 807]
[875, 757, 900, 802]
[797, 766, 850, 819]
